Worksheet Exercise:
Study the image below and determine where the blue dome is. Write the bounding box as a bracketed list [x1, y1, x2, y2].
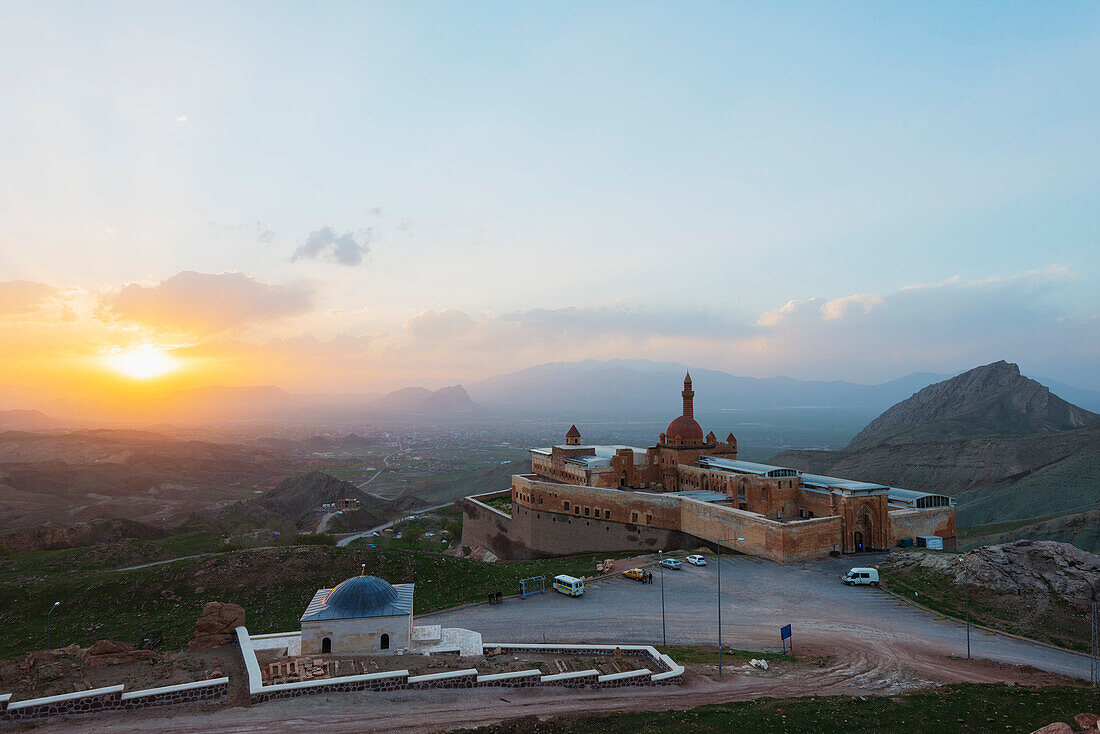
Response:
[324, 575, 399, 616]
[300, 574, 415, 622]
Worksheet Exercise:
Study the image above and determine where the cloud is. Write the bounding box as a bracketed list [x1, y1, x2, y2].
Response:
[292, 226, 373, 266]
[100, 271, 313, 335]
[819, 293, 884, 321]
[174, 115, 188, 123]
[0, 281, 61, 315]
[255, 222, 275, 244]
[404, 308, 476, 339]
[378, 265, 1096, 388]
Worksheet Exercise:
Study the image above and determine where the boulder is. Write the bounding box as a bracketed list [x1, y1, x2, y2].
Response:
[188, 601, 246, 651]
[1030, 724, 1072, 734]
[83, 640, 158, 666]
[1074, 713, 1099, 731]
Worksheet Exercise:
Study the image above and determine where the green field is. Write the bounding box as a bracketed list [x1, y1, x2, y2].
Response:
[458, 684, 1099, 734]
[0, 540, 604, 659]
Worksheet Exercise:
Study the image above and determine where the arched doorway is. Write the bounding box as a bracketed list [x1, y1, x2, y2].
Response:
[855, 507, 874, 552]
[321, 637, 331, 653]
[380, 633, 390, 650]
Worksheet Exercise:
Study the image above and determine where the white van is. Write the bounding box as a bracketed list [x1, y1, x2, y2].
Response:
[843, 568, 879, 586]
[553, 574, 585, 597]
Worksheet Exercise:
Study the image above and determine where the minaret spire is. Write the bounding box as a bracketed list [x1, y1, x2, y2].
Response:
[682, 372, 694, 418]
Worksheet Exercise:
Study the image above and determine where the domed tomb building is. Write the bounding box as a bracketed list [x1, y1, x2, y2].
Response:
[299, 572, 414, 655]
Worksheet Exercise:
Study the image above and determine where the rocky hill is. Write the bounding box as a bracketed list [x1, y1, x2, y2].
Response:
[187, 471, 425, 533]
[849, 361, 1100, 449]
[0, 430, 293, 531]
[772, 362, 1100, 536]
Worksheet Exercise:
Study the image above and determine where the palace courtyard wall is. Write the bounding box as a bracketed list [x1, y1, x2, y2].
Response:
[462, 476, 955, 562]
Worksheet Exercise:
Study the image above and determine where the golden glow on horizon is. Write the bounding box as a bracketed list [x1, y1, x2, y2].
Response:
[103, 345, 181, 380]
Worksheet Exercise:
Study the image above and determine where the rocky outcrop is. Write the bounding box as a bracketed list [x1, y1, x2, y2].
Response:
[83, 640, 158, 667]
[884, 540, 1100, 611]
[0, 519, 167, 552]
[1030, 724, 1072, 734]
[849, 361, 1099, 449]
[188, 602, 246, 651]
[444, 545, 499, 563]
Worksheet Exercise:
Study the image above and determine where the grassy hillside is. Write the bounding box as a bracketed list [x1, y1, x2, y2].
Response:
[399, 459, 523, 505]
[459, 684, 1099, 734]
[961, 510, 1100, 554]
[955, 448, 1100, 526]
[0, 541, 601, 660]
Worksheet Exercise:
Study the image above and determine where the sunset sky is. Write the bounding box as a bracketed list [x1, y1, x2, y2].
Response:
[1, 2, 1098, 407]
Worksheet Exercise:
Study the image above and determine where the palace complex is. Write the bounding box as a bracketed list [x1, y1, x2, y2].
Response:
[462, 374, 956, 562]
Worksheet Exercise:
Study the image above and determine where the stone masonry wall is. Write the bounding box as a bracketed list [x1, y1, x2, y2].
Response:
[0, 679, 229, 722]
[888, 506, 957, 549]
[236, 628, 684, 706]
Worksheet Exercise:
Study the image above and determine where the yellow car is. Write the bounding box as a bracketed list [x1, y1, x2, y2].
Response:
[622, 567, 645, 581]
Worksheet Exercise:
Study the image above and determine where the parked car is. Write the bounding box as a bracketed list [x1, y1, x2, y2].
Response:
[622, 567, 646, 580]
[658, 558, 682, 570]
[685, 554, 707, 566]
[843, 567, 879, 586]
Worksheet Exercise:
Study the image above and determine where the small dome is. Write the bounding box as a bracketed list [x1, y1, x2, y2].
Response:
[666, 415, 704, 442]
[323, 575, 400, 617]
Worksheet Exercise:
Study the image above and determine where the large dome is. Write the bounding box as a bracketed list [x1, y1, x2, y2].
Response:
[323, 575, 400, 616]
[666, 414, 704, 442]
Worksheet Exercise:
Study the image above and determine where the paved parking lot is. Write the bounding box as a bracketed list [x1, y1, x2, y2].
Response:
[422, 552, 1094, 680]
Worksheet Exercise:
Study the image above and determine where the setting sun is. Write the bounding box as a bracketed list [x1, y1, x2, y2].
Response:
[103, 345, 181, 380]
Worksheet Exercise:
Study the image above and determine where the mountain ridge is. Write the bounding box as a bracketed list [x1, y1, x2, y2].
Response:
[849, 361, 1100, 449]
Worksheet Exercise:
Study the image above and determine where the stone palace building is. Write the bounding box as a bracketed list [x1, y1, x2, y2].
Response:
[462, 374, 956, 562]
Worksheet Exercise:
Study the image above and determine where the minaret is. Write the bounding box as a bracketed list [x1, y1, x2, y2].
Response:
[682, 372, 694, 418]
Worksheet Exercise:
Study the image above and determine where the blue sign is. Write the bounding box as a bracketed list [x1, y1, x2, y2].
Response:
[780, 624, 792, 640]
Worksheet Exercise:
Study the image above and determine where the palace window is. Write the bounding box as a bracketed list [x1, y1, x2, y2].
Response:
[631, 511, 639, 523]
[564, 501, 570, 511]
[604, 509, 611, 519]
[645, 514, 653, 525]
[584, 507, 590, 517]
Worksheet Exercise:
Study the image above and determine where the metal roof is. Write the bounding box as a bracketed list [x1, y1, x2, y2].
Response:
[300, 576, 414, 622]
[696, 456, 799, 477]
[532, 444, 651, 469]
[887, 487, 956, 507]
[667, 490, 731, 503]
[799, 473, 888, 493]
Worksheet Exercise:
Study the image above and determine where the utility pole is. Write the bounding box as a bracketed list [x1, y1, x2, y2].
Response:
[1091, 601, 1098, 687]
[46, 601, 60, 649]
[959, 557, 970, 659]
[716, 538, 745, 678]
[658, 550, 666, 647]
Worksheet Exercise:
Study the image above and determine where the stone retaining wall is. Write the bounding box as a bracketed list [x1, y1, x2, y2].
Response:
[0, 678, 228, 722]
[236, 627, 685, 705]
